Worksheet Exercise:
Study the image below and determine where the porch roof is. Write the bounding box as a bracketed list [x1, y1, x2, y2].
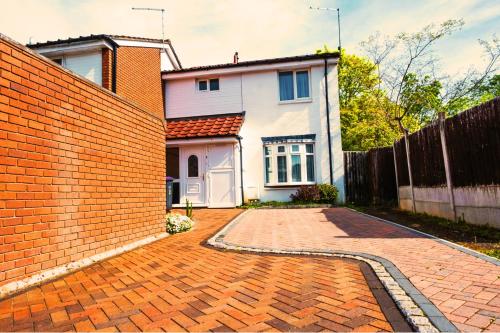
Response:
[166, 112, 244, 140]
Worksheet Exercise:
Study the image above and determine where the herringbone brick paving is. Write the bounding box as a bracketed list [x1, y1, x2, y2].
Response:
[224, 208, 500, 332]
[0, 209, 397, 332]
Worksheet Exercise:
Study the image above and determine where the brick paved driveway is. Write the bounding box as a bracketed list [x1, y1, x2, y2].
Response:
[0, 209, 400, 332]
[224, 208, 500, 332]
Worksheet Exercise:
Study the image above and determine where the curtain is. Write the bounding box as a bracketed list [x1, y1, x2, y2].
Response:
[265, 157, 271, 183]
[296, 71, 309, 98]
[279, 72, 294, 101]
[291, 155, 301, 182]
[277, 156, 287, 182]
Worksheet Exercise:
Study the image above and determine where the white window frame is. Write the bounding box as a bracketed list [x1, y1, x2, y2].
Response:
[196, 78, 220, 92]
[277, 69, 312, 104]
[263, 142, 316, 186]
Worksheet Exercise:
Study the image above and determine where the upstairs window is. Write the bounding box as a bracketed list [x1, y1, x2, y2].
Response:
[278, 70, 310, 101]
[197, 78, 220, 92]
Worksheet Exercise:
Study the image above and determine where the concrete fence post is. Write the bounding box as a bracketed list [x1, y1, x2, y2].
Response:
[404, 130, 416, 213]
[392, 141, 400, 207]
[438, 112, 457, 221]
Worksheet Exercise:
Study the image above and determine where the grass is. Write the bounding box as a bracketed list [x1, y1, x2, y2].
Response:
[240, 200, 334, 209]
[351, 205, 500, 260]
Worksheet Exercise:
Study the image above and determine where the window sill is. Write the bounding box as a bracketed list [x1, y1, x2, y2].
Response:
[264, 183, 316, 189]
[278, 98, 312, 105]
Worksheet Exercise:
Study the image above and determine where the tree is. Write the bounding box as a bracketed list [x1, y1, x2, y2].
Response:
[361, 20, 464, 131]
[361, 21, 499, 129]
[336, 50, 406, 150]
[337, 51, 379, 109]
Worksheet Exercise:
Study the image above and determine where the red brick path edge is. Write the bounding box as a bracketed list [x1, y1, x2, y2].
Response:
[209, 210, 457, 332]
[0, 233, 170, 301]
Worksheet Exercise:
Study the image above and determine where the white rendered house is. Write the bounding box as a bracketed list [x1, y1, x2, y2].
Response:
[162, 53, 345, 207]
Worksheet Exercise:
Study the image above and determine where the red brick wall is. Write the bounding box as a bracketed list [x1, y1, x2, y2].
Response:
[101, 48, 112, 91]
[116, 47, 164, 119]
[0, 34, 166, 286]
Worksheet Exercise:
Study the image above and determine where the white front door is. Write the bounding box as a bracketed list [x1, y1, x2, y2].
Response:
[183, 147, 206, 205]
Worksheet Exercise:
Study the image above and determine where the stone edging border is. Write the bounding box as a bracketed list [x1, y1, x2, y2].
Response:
[349, 208, 500, 266]
[0, 232, 170, 301]
[207, 210, 458, 333]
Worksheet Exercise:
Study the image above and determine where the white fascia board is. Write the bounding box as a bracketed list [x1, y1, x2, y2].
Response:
[33, 40, 113, 57]
[162, 58, 338, 80]
[112, 39, 167, 49]
[166, 137, 238, 146]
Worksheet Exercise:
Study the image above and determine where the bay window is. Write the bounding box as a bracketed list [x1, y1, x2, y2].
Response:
[263, 136, 316, 186]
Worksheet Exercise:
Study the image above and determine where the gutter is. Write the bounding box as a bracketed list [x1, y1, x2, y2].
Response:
[324, 58, 334, 185]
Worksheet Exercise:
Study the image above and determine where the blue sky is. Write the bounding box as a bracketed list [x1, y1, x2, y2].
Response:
[1, 0, 499, 76]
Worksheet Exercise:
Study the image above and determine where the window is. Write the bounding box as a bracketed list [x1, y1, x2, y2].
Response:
[209, 78, 219, 91]
[197, 78, 220, 92]
[263, 142, 315, 185]
[198, 80, 207, 91]
[264, 146, 272, 184]
[188, 155, 199, 177]
[278, 70, 310, 101]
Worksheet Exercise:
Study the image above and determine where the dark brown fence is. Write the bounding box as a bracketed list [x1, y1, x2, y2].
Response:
[345, 97, 499, 205]
[393, 96, 500, 188]
[344, 148, 397, 204]
[445, 98, 500, 186]
[344, 151, 369, 204]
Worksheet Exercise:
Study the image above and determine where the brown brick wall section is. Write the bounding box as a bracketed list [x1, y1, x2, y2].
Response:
[101, 48, 112, 91]
[116, 47, 164, 119]
[0, 34, 166, 286]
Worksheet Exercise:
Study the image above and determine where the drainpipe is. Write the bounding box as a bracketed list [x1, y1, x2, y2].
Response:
[237, 135, 245, 205]
[324, 58, 334, 185]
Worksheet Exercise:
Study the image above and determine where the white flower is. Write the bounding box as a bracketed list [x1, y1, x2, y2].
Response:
[166, 213, 194, 234]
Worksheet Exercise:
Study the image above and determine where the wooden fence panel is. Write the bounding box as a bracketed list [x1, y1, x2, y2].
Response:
[344, 151, 369, 204]
[446, 97, 500, 187]
[408, 123, 447, 186]
[367, 147, 398, 204]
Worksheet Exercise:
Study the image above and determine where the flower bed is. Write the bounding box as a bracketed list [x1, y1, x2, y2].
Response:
[166, 213, 194, 234]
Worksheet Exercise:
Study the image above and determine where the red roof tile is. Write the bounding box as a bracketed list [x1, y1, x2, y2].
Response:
[166, 113, 244, 140]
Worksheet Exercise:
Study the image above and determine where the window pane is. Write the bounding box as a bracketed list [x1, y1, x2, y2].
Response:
[209, 78, 219, 90]
[166, 148, 180, 179]
[264, 146, 271, 156]
[279, 72, 294, 101]
[277, 156, 287, 183]
[296, 71, 309, 98]
[291, 155, 301, 182]
[291, 144, 299, 152]
[306, 144, 314, 154]
[188, 155, 198, 177]
[277, 146, 285, 153]
[265, 157, 271, 183]
[307, 155, 315, 182]
[198, 80, 207, 91]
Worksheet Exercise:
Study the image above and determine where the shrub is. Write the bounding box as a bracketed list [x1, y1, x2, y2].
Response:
[290, 185, 320, 202]
[317, 184, 338, 203]
[290, 184, 338, 204]
[166, 213, 193, 234]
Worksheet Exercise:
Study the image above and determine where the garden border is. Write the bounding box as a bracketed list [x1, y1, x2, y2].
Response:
[207, 210, 458, 332]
